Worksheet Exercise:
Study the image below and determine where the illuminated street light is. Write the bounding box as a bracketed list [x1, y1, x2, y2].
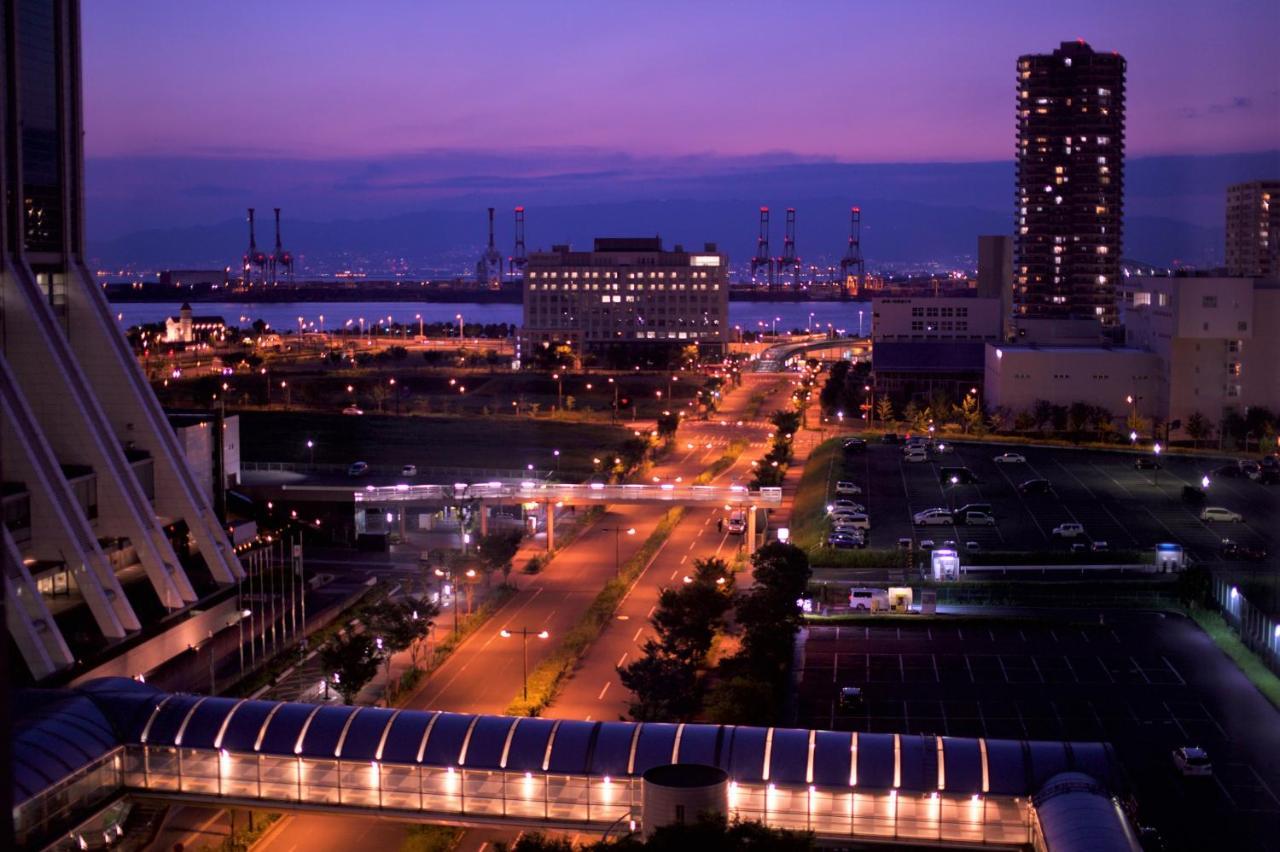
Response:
[501, 626, 550, 702]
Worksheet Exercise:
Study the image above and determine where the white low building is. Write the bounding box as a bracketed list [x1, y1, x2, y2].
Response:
[983, 344, 1160, 421]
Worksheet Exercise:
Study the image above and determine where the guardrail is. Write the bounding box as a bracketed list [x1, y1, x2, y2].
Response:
[354, 480, 783, 506]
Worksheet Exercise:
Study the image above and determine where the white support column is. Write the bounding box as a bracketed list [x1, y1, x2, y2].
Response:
[3, 262, 194, 608]
[3, 526, 75, 678]
[63, 262, 242, 584]
[0, 350, 138, 637]
[545, 501, 555, 551]
[746, 505, 758, 555]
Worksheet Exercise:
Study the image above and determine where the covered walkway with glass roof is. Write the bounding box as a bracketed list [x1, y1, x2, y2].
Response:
[14, 679, 1140, 852]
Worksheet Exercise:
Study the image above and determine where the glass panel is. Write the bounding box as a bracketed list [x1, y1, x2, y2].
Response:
[546, 774, 589, 821]
[145, 747, 180, 791]
[766, 785, 810, 831]
[587, 777, 628, 825]
[179, 748, 219, 794]
[337, 761, 381, 807]
[299, 758, 340, 804]
[123, 746, 148, 787]
[421, 766, 462, 813]
[462, 769, 504, 815]
[221, 751, 259, 798]
[939, 795, 986, 844]
[503, 772, 546, 819]
[852, 791, 896, 838]
[808, 789, 849, 836]
[380, 765, 420, 811]
[258, 755, 300, 802]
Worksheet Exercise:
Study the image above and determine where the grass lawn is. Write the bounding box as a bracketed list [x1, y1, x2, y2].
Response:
[790, 437, 842, 552]
[237, 410, 630, 480]
[1190, 608, 1280, 710]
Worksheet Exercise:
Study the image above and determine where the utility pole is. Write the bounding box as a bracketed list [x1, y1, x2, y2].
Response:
[500, 627, 550, 702]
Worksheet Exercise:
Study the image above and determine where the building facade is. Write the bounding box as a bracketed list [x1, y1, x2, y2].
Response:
[522, 238, 728, 359]
[1122, 275, 1280, 436]
[983, 344, 1160, 422]
[163, 302, 226, 343]
[1014, 41, 1125, 326]
[871, 295, 1003, 343]
[1225, 181, 1279, 278]
[2, 0, 241, 684]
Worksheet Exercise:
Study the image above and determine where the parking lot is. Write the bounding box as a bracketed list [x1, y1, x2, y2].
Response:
[828, 440, 1277, 562]
[798, 612, 1280, 851]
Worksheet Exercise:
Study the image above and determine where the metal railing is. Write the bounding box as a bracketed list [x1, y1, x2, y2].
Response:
[353, 481, 784, 506]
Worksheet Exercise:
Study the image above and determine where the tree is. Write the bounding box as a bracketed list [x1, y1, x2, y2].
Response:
[657, 410, 681, 440]
[875, 397, 894, 427]
[618, 641, 700, 721]
[769, 409, 802, 436]
[1032, 399, 1054, 432]
[1185, 411, 1211, 448]
[1013, 409, 1036, 433]
[365, 598, 435, 671]
[499, 816, 814, 852]
[476, 529, 523, 586]
[370, 383, 390, 413]
[318, 632, 381, 704]
[959, 392, 984, 435]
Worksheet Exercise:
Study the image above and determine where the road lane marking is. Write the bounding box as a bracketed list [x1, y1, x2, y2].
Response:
[647, 606, 656, 618]
[597, 682, 611, 700]
[632, 628, 643, 643]
[1161, 655, 1186, 686]
[679, 555, 687, 564]
[1129, 656, 1152, 685]
[616, 652, 628, 668]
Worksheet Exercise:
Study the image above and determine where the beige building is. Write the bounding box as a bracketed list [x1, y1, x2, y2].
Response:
[983, 344, 1160, 421]
[1225, 181, 1279, 278]
[871, 296, 1003, 343]
[1122, 275, 1280, 435]
[523, 238, 728, 358]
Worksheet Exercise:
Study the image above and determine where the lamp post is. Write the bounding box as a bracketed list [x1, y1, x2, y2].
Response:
[416, 313, 423, 338]
[500, 627, 550, 703]
[435, 567, 461, 635]
[456, 313, 464, 339]
[1153, 442, 1162, 488]
[601, 526, 637, 576]
[553, 372, 563, 410]
[306, 439, 314, 465]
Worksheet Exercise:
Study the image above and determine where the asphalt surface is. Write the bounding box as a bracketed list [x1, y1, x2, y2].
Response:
[250, 374, 797, 852]
[824, 439, 1277, 564]
[797, 611, 1280, 852]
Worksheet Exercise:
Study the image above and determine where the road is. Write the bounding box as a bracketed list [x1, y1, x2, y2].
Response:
[251, 372, 802, 852]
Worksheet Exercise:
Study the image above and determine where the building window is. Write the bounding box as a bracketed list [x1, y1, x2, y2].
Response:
[1202, 295, 1217, 308]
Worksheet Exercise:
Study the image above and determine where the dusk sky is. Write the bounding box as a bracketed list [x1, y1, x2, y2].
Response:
[80, 1, 1279, 252]
[84, 0, 1278, 161]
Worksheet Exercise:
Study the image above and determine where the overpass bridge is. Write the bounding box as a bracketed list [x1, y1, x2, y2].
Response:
[16, 679, 1139, 852]
[756, 336, 871, 371]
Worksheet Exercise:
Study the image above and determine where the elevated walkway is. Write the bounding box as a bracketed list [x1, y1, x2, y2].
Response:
[15, 679, 1138, 852]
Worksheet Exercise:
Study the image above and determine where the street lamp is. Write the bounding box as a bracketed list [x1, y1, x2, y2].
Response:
[553, 372, 563, 410]
[601, 526, 637, 575]
[456, 313, 464, 339]
[553, 449, 561, 472]
[1201, 475, 1211, 490]
[500, 627, 550, 703]
[1153, 442, 1162, 488]
[434, 567, 461, 635]
[306, 439, 314, 465]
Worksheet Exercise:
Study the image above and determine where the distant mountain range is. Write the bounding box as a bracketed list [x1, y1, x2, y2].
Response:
[85, 149, 1279, 273]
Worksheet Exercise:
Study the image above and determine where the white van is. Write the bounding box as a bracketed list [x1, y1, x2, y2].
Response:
[727, 510, 747, 534]
[904, 448, 928, 463]
[849, 587, 889, 611]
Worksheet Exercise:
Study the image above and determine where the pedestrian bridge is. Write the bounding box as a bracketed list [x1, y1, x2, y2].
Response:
[353, 481, 783, 508]
[16, 679, 1139, 852]
[756, 336, 871, 371]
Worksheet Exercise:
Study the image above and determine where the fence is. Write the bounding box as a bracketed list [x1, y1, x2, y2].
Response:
[1214, 577, 1280, 677]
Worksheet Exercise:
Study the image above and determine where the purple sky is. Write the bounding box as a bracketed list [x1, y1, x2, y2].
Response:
[83, 0, 1279, 163]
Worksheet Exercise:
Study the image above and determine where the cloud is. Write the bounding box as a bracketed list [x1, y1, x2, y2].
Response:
[1181, 94, 1258, 119]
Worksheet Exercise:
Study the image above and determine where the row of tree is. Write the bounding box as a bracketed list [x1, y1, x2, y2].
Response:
[500, 814, 813, 851]
[618, 543, 812, 727]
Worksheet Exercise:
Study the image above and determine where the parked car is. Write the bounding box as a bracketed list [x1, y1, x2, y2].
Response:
[401, 464, 418, 476]
[829, 499, 862, 512]
[828, 533, 864, 549]
[955, 503, 994, 519]
[341, 406, 364, 415]
[880, 433, 901, 445]
[830, 524, 865, 537]
[1019, 478, 1052, 495]
[933, 442, 955, 454]
[1052, 522, 1086, 538]
[965, 511, 996, 526]
[993, 452, 1026, 464]
[913, 508, 953, 526]
[1240, 461, 1262, 481]
[1172, 746, 1212, 777]
[347, 461, 369, 477]
[830, 503, 866, 516]
[965, 541, 982, 553]
[1213, 464, 1245, 478]
[904, 449, 929, 463]
[838, 513, 871, 530]
[727, 511, 747, 534]
[838, 686, 865, 709]
[939, 467, 980, 484]
[1221, 539, 1267, 562]
[843, 438, 867, 453]
[1091, 541, 1110, 552]
[919, 539, 936, 550]
[1200, 506, 1242, 523]
[835, 480, 862, 495]
[1181, 485, 1208, 505]
[1134, 457, 1161, 470]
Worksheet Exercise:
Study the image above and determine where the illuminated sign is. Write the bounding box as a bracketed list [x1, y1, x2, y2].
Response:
[690, 255, 721, 267]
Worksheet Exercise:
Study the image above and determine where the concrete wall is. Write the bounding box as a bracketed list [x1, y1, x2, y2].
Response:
[984, 344, 1161, 419]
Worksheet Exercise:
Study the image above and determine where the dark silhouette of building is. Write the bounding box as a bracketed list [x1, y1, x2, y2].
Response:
[1014, 40, 1125, 326]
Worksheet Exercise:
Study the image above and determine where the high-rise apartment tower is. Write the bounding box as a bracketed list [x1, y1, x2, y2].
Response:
[1225, 181, 1279, 278]
[1014, 40, 1125, 325]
